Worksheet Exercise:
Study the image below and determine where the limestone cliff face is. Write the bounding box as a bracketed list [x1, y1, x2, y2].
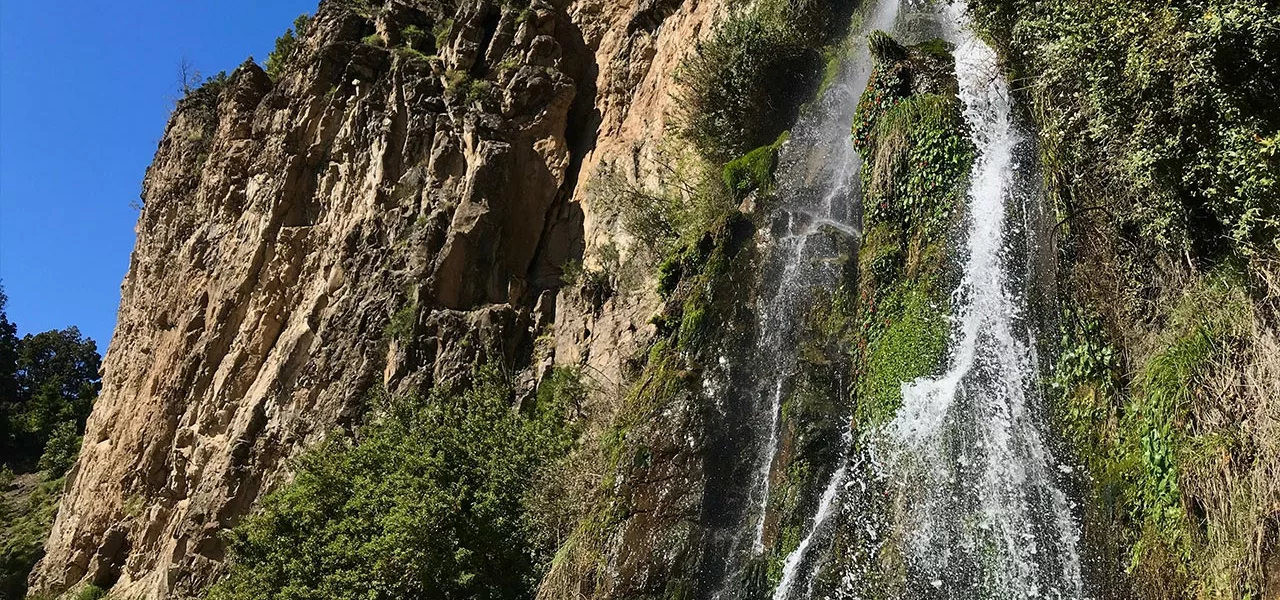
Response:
[30, 0, 726, 597]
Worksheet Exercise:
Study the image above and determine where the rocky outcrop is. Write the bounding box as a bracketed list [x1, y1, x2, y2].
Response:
[30, 0, 730, 597]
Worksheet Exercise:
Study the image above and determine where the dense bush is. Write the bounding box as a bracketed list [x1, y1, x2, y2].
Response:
[206, 367, 583, 600]
[674, 13, 821, 162]
[970, 0, 1280, 261]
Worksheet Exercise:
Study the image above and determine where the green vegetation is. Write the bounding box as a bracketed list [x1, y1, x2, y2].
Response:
[1052, 276, 1269, 598]
[383, 303, 416, 343]
[971, 0, 1279, 261]
[722, 131, 789, 198]
[968, 1, 1280, 596]
[853, 35, 971, 241]
[266, 14, 312, 81]
[206, 366, 583, 600]
[588, 150, 738, 257]
[674, 14, 820, 161]
[854, 282, 948, 427]
[847, 35, 967, 427]
[75, 584, 107, 600]
[401, 24, 427, 50]
[1, 475, 66, 600]
[674, 0, 855, 161]
[0, 285, 102, 600]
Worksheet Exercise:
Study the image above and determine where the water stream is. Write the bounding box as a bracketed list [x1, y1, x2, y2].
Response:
[858, 4, 1086, 599]
[740, 2, 1088, 599]
[712, 0, 900, 596]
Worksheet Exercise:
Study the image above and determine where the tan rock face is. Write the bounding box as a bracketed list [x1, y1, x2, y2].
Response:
[30, 0, 728, 598]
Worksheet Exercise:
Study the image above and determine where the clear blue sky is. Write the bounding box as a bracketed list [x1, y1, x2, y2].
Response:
[1, 0, 316, 348]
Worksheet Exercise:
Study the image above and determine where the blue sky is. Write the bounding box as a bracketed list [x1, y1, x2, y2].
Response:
[1, 0, 316, 348]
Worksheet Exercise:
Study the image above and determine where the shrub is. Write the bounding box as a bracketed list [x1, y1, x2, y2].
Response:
[36, 421, 80, 478]
[383, 304, 416, 343]
[674, 14, 821, 162]
[206, 367, 579, 600]
[0, 477, 63, 600]
[75, 584, 107, 600]
[971, 0, 1280, 260]
[401, 24, 427, 50]
[265, 14, 312, 81]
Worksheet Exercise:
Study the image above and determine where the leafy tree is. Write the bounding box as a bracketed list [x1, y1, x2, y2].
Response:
[206, 367, 582, 600]
[6, 327, 101, 467]
[0, 287, 101, 599]
[0, 287, 19, 457]
[37, 421, 82, 478]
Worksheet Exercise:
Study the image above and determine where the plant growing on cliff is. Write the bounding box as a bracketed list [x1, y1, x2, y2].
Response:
[970, 0, 1280, 261]
[206, 367, 581, 600]
[674, 13, 821, 162]
[265, 14, 312, 81]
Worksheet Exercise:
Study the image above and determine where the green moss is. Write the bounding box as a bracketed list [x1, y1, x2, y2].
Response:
[855, 282, 949, 427]
[722, 131, 789, 198]
[677, 288, 710, 351]
[845, 34, 967, 432]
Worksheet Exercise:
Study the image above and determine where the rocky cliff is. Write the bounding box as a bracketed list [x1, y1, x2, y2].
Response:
[30, 0, 727, 597]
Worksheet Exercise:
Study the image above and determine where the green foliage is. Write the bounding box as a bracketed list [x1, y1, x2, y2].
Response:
[0, 476, 65, 600]
[361, 33, 386, 47]
[673, 12, 821, 161]
[1051, 276, 1253, 591]
[383, 304, 416, 343]
[868, 30, 907, 62]
[266, 14, 312, 81]
[0, 286, 98, 598]
[444, 70, 490, 104]
[0, 288, 18, 460]
[589, 153, 736, 254]
[854, 282, 949, 427]
[75, 584, 108, 600]
[971, 0, 1280, 260]
[2, 326, 100, 471]
[722, 131, 789, 198]
[677, 287, 710, 350]
[853, 37, 973, 241]
[206, 366, 578, 600]
[36, 421, 80, 478]
[401, 24, 427, 50]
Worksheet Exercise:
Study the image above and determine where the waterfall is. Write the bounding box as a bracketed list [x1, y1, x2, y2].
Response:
[871, 3, 1088, 598]
[712, 0, 901, 596]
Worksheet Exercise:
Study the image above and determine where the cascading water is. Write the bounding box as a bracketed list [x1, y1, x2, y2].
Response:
[710, 0, 900, 597]
[714, 1, 1086, 597]
[866, 3, 1087, 598]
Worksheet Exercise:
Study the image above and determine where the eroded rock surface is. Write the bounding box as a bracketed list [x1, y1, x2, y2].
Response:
[31, 0, 730, 597]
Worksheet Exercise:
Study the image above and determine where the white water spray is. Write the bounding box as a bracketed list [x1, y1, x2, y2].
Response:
[878, 3, 1087, 598]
